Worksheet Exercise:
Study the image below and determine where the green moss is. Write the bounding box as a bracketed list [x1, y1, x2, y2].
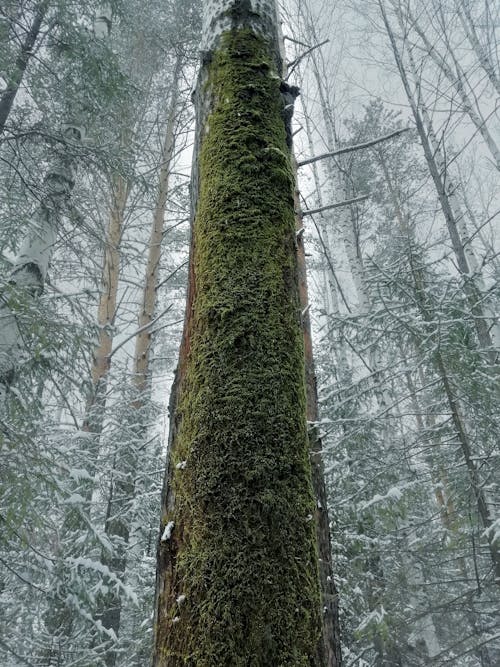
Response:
[158, 29, 321, 666]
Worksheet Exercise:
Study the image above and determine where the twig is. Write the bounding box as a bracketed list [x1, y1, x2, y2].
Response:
[286, 40, 329, 80]
[109, 305, 173, 359]
[301, 195, 370, 217]
[297, 127, 411, 167]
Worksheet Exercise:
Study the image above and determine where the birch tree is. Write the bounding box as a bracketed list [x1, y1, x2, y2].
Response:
[0, 0, 50, 135]
[0, 2, 114, 402]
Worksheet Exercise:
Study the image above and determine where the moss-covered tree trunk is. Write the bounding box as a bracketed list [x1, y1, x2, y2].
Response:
[153, 1, 325, 665]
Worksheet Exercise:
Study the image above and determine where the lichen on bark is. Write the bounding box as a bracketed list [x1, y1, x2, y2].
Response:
[154, 27, 322, 667]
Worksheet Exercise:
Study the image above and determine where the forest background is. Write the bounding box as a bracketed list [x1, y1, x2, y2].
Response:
[0, 0, 499, 665]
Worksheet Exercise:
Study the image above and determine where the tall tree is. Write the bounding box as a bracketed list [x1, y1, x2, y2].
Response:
[0, 0, 50, 135]
[0, 1, 114, 401]
[153, 0, 331, 664]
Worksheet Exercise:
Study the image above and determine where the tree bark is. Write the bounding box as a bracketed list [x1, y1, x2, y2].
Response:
[0, 0, 48, 135]
[295, 165, 342, 667]
[82, 171, 128, 434]
[0, 3, 112, 401]
[0, 133, 78, 401]
[153, 2, 324, 664]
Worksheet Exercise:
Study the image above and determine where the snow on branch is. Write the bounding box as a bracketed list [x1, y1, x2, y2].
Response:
[109, 305, 173, 359]
[161, 521, 175, 543]
[297, 127, 411, 167]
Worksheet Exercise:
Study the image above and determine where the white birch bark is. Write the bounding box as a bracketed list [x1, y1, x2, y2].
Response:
[0, 137, 77, 401]
[0, 6, 112, 402]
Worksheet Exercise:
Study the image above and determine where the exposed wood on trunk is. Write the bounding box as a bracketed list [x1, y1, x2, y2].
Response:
[153, 2, 326, 663]
[294, 164, 343, 666]
[82, 173, 128, 435]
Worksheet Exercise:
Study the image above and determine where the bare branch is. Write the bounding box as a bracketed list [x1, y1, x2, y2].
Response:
[286, 40, 329, 80]
[297, 127, 411, 167]
[301, 195, 370, 217]
[109, 305, 173, 359]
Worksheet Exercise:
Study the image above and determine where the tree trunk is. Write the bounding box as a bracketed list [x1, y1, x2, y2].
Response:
[295, 167, 342, 667]
[0, 3, 112, 401]
[433, 352, 500, 584]
[406, 362, 493, 666]
[404, 239, 500, 583]
[132, 53, 182, 404]
[96, 55, 183, 667]
[391, 0, 500, 172]
[311, 67, 370, 315]
[456, 0, 500, 98]
[0, 132, 78, 401]
[0, 0, 48, 135]
[82, 171, 128, 435]
[153, 2, 324, 664]
[301, 94, 349, 384]
[379, 0, 499, 367]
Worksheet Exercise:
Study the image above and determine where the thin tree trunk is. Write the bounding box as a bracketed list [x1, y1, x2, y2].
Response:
[405, 241, 500, 583]
[96, 55, 183, 666]
[312, 66, 371, 314]
[433, 352, 500, 584]
[295, 166, 342, 666]
[308, 49, 393, 409]
[456, 0, 500, 98]
[405, 360, 493, 666]
[153, 2, 325, 664]
[302, 97, 338, 321]
[379, 0, 499, 367]
[83, 172, 128, 435]
[392, 0, 500, 171]
[132, 54, 182, 404]
[0, 4, 112, 401]
[28, 10, 114, 662]
[0, 0, 48, 135]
